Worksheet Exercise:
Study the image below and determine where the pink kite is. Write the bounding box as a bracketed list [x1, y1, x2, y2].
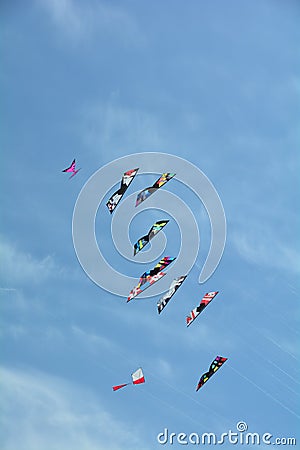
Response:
[62, 159, 81, 179]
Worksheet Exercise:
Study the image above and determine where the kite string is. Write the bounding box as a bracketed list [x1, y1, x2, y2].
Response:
[232, 325, 300, 387]
[147, 368, 232, 427]
[89, 338, 225, 429]
[106, 338, 232, 429]
[228, 364, 300, 419]
[266, 359, 300, 385]
[193, 318, 300, 416]
[263, 333, 298, 361]
[144, 388, 205, 428]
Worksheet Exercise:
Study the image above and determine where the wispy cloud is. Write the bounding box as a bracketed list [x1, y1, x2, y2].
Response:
[0, 324, 27, 340]
[232, 226, 300, 274]
[38, 0, 83, 36]
[71, 324, 119, 353]
[0, 237, 56, 287]
[0, 366, 150, 450]
[82, 98, 167, 157]
[38, 0, 142, 43]
[150, 357, 173, 379]
[0, 236, 78, 288]
[0, 287, 18, 292]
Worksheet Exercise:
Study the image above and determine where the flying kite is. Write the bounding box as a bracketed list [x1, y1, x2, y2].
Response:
[113, 367, 145, 391]
[133, 220, 169, 255]
[196, 356, 227, 391]
[157, 275, 187, 314]
[62, 159, 81, 179]
[136, 173, 175, 207]
[127, 256, 176, 302]
[186, 291, 219, 327]
[106, 168, 139, 213]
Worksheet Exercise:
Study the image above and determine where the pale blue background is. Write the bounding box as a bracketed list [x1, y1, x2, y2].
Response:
[1, 1, 299, 449]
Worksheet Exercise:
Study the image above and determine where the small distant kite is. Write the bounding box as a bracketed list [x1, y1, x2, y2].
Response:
[113, 367, 145, 391]
[136, 173, 175, 207]
[196, 356, 227, 391]
[186, 291, 219, 327]
[157, 275, 187, 314]
[62, 159, 81, 179]
[127, 256, 176, 302]
[133, 220, 169, 255]
[106, 168, 139, 213]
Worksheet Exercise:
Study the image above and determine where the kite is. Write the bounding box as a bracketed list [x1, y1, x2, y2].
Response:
[186, 291, 219, 327]
[113, 367, 145, 391]
[196, 356, 227, 391]
[106, 168, 139, 213]
[127, 256, 176, 302]
[136, 173, 175, 207]
[157, 275, 187, 314]
[128, 272, 166, 302]
[62, 159, 81, 179]
[133, 220, 169, 256]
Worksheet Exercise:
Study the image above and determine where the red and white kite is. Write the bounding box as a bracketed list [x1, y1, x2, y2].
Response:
[186, 291, 219, 327]
[112, 368, 145, 391]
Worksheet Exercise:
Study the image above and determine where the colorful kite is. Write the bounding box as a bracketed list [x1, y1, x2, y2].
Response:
[113, 367, 145, 391]
[128, 272, 166, 302]
[136, 173, 175, 207]
[106, 168, 139, 213]
[133, 220, 169, 255]
[127, 256, 176, 302]
[186, 291, 219, 327]
[62, 159, 81, 179]
[196, 356, 227, 391]
[157, 275, 187, 314]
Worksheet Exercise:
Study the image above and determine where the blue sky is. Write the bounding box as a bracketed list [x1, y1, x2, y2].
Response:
[1, 1, 299, 449]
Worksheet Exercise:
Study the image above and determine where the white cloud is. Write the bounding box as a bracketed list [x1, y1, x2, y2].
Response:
[39, 0, 83, 36]
[82, 99, 167, 156]
[0, 236, 78, 288]
[232, 228, 300, 274]
[38, 0, 142, 43]
[153, 358, 173, 378]
[0, 287, 17, 291]
[0, 366, 150, 450]
[71, 324, 119, 353]
[0, 324, 27, 340]
[0, 237, 56, 287]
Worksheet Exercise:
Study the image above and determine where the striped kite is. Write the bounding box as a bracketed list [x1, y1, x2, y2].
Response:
[134, 220, 169, 255]
[186, 291, 219, 327]
[136, 173, 175, 207]
[106, 168, 139, 213]
[127, 256, 176, 302]
[157, 275, 187, 314]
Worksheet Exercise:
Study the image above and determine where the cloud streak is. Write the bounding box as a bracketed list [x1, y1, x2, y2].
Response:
[0, 236, 80, 289]
[232, 226, 300, 274]
[38, 0, 142, 44]
[81, 99, 168, 158]
[0, 366, 150, 450]
[0, 237, 56, 287]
